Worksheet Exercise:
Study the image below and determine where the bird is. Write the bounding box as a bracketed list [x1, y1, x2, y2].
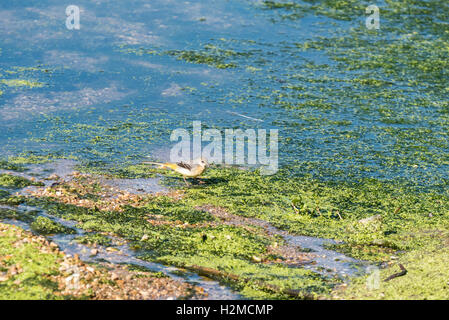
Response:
[143, 158, 208, 186]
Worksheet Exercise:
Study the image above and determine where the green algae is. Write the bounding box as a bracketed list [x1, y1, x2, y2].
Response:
[124, 264, 167, 278]
[0, 195, 27, 206]
[121, 43, 251, 69]
[336, 246, 449, 299]
[30, 216, 76, 235]
[16, 161, 449, 298]
[0, 64, 51, 98]
[74, 233, 112, 247]
[0, 223, 65, 300]
[0, 79, 44, 88]
[0, 190, 10, 199]
[24, 194, 335, 299]
[0, 174, 44, 189]
[7, 154, 60, 165]
[111, 0, 449, 194]
[21, 164, 449, 298]
[165, 45, 248, 69]
[0, 208, 38, 223]
[0, 160, 27, 172]
[179, 167, 449, 262]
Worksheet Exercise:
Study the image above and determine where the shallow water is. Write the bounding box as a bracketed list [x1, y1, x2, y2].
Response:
[233, 214, 366, 278]
[1, 0, 448, 191]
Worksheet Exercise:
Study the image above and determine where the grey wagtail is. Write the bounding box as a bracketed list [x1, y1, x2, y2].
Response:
[143, 158, 208, 186]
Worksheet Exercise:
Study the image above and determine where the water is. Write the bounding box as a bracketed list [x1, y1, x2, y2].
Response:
[224, 214, 366, 278]
[1, 0, 447, 191]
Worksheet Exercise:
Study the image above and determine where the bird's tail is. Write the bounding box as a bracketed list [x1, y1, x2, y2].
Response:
[143, 162, 178, 170]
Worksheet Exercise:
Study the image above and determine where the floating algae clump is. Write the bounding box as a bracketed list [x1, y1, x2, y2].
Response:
[74, 233, 112, 246]
[30, 216, 76, 235]
[0, 174, 44, 188]
[0, 207, 38, 223]
[0, 79, 43, 88]
[0, 160, 27, 171]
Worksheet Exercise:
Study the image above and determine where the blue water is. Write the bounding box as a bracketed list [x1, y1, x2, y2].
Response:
[1, 0, 448, 191]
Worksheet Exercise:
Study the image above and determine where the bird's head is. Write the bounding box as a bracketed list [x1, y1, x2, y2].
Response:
[195, 157, 208, 167]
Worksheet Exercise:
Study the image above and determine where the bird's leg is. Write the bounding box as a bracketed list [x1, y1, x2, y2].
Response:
[183, 176, 190, 187]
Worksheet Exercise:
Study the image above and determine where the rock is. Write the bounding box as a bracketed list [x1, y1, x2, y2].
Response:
[90, 249, 99, 256]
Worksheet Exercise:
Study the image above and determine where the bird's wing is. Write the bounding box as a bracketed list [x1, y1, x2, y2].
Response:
[180, 164, 204, 177]
[177, 162, 192, 170]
